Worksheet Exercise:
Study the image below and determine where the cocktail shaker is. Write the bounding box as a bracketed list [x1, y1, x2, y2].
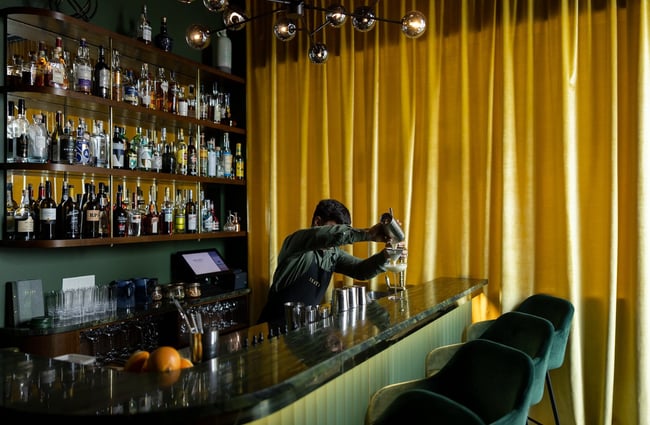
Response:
[380, 208, 405, 243]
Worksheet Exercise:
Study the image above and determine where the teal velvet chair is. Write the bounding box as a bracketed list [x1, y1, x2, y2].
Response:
[366, 339, 536, 425]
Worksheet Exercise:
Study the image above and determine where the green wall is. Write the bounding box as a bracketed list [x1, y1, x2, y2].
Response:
[1, 0, 247, 327]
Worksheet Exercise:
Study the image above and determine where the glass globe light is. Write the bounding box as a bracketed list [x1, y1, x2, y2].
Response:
[309, 43, 328, 64]
[223, 7, 248, 31]
[401, 11, 426, 39]
[326, 5, 347, 28]
[185, 24, 211, 49]
[273, 17, 298, 42]
[351, 6, 376, 32]
[203, 0, 228, 12]
[177, 0, 196, 4]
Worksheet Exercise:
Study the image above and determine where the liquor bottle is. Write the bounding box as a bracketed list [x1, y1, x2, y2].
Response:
[49, 111, 64, 164]
[128, 191, 142, 237]
[155, 67, 168, 111]
[111, 49, 123, 102]
[49, 36, 69, 90]
[112, 125, 125, 169]
[235, 142, 245, 180]
[21, 50, 36, 86]
[211, 200, 220, 231]
[138, 63, 153, 109]
[75, 117, 91, 165]
[127, 128, 141, 170]
[96, 182, 111, 238]
[175, 128, 187, 175]
[113, 187, 128, 237]
[199, 133, 208, 176]
[31, 182, 43, 239]
[177, 86, 188, 117]
[215, 145, 225, 177]
[6, 100, 17, 163]
[14, 189, 36, 241]
[35, 40, 49, 87]
[167, 71, 178, 114]
[136, 4, 152, 45]
[187, 133, 198, 176]
[154, 16, 173, 52]
[4, 182, 18, 240]
[26, 112, 48, 163]
[221, 92, 232, 125]
[201, 199, 213, 233]
[90, 120, 109, 168]
[138, 128, 152, 171]
[55, 180, 69, 239]
[207, 137, 217, 177]
[144, 185, 159, 235]
[185, 189, 197, 233]
[39, 180, 57, 240]
[62, 119, 75, 165]
[93, 45, 110, 98]
[73, 38, 92, 94]
[64, 184, 80, 239]
[12, 99, 29, 163]
[82, 183, 100, 238]
[222, 132, 233, 178]
[123, 68, 139, 106]
[160, 128, 174, 173]
[160, 186, 174, 235]
[187, 84, 197, 117]
[173, 189, 186, 234]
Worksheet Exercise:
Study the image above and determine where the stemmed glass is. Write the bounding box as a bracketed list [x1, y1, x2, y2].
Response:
[385, 245, 407, 300]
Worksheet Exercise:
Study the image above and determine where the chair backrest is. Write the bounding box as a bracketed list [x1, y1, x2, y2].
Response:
[472, 311, 554, 405]
[424, 342, 463, 376]
[427, 339, 535, 424]
[373, 388, 486, 425]
[515, 293, 575, 370]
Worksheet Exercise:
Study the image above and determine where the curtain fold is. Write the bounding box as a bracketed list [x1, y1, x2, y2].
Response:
[246, 0, 647, 423]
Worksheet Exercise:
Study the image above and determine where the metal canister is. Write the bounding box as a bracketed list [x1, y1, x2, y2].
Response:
[380, 208, 405, 243]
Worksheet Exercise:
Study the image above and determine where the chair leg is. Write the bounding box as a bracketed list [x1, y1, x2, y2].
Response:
[527, 415, 544, 425]
[546, 371, 561, 425]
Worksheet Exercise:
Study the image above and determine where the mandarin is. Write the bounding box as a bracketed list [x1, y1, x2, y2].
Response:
[179, 357, 194, 369]
[145, 346, 182, 372]
[123, 350, 150, 372]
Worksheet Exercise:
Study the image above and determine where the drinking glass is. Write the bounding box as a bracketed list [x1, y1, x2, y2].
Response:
[385, 247, 407, 300]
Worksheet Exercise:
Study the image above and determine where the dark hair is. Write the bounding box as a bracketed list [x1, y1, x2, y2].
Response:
[312, 199, 351, 225]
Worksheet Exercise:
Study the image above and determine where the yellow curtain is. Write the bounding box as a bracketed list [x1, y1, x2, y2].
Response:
[246, 0, 648, 423]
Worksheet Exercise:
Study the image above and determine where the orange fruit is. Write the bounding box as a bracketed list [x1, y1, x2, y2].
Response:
[157, 369, 181, 387]
[145, 346, 182, 373]
[124, 350, 150, 372]
[179, 357, 193, 369]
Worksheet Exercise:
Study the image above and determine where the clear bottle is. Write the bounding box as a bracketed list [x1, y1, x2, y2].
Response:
[111, 49, 123, 102]
[173, 189, 186, 234]
[12, 99, 29, 163]
[155, 67, 168, 111]
[215, 145, 224, 177]
[6, 100, 17, 163]
[14, 188, 36, 241]
[113, 186, 128, 237]
[152, 139, 163, 173]
[201, 199, 213, 233]
[127, 127, 142, 170]
[90, 120, 109, 168]
[96, 182, 111, 238]
[235, 142, 245, 180]
[128, 190, 142, 237]
[185, 189, 197, 234]
[82, 183, 100, 238]
[144, 185, 159, 235]
[22, 50, 37, 86]
[49, 111, 64, 164]
[138, 63, 153, 109]
[154, 16, 173, 52]
[49, 36, 69, 90]
[138, 128, 152, 171]
[93, 45, 110, 98]
[177, 86, 188, 116]
[175, 128, 187, 175]
[39, 180, 57, 240]
[112, 125, 125, 169]
[207, 137, 217, 177]
[160, 186, 174, 235]
[222, 132, 233, 178]
[75, 117, 91, 165]
[136, 4, 152, 45]
[4, 182, 18, 240]
[73, 38, 92, 94]
[27, 112, 49, 163]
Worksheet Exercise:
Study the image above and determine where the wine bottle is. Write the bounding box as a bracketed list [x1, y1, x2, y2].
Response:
[14, 189, 36, 241]
[5, 182, 18, 240]
[39, 180, 57, 240]
[113, 186, 128, 237]
[96, 182, 111, 238]
[49, 111, 64, 164]
[55, 181, 69, 239]
[63, 184, 80, 239]
[185, 189, 197, 233]
[93, 45, 110, 98]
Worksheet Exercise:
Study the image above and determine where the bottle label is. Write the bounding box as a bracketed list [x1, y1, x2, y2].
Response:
[98, 69, 110, 90]
[86, 210, 100, 222]
[223, 153, 233, 177]
[112, 140, 125, 168]
[75, 139, 90, 164]
[178, 100, 188, 116]
[187, 213, 197, 231]
[6, 216, 15, 233]
[76, 65, 92, 93]
[17, 216, 34, 232]
[40, 208, 56, 221]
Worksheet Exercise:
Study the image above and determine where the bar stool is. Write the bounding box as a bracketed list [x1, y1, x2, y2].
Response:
[366, 339, 536, 425]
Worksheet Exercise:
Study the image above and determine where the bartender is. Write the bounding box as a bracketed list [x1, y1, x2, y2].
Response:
[257, 199, 404, 328]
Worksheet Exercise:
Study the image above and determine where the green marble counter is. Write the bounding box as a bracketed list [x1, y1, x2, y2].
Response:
[0, 277, 486, 424]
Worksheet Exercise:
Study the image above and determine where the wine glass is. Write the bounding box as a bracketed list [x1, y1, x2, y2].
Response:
[385, 246, 407, 300]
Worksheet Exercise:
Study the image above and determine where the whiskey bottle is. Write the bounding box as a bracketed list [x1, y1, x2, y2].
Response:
[93, 45, 110, 98]
[82, 183, 100, 238]
[185, 189, 197, 233]
[14, 189, 36, 241]
[136, 4, 152, 45]
[73, 38, 92, 94]
[154, 16, 173, 52]
[160, 186, 174, 235]
[144, 186, 159, 235]
[235, 142, 245, 180]
[35, 40, 49, 87]
[39, 180, 57, 240]
[167, 71, 178, 114]
[111, 49, 123, 102]
[155, 67, 168, 111]
[113, 187, 128, 237]
[49, 36, 68, 90]
[4, 182, 18, 240]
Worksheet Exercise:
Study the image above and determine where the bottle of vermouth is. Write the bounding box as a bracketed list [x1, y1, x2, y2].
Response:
[39, 180, 57, 240]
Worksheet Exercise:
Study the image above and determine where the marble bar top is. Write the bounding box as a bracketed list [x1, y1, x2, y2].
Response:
[0, 277, 486, 424]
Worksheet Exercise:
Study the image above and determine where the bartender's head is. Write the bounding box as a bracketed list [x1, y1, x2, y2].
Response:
[312, 199, 352, 227]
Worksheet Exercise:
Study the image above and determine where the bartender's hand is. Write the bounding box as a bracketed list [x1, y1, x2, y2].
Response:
[367, 222, 389, 242]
